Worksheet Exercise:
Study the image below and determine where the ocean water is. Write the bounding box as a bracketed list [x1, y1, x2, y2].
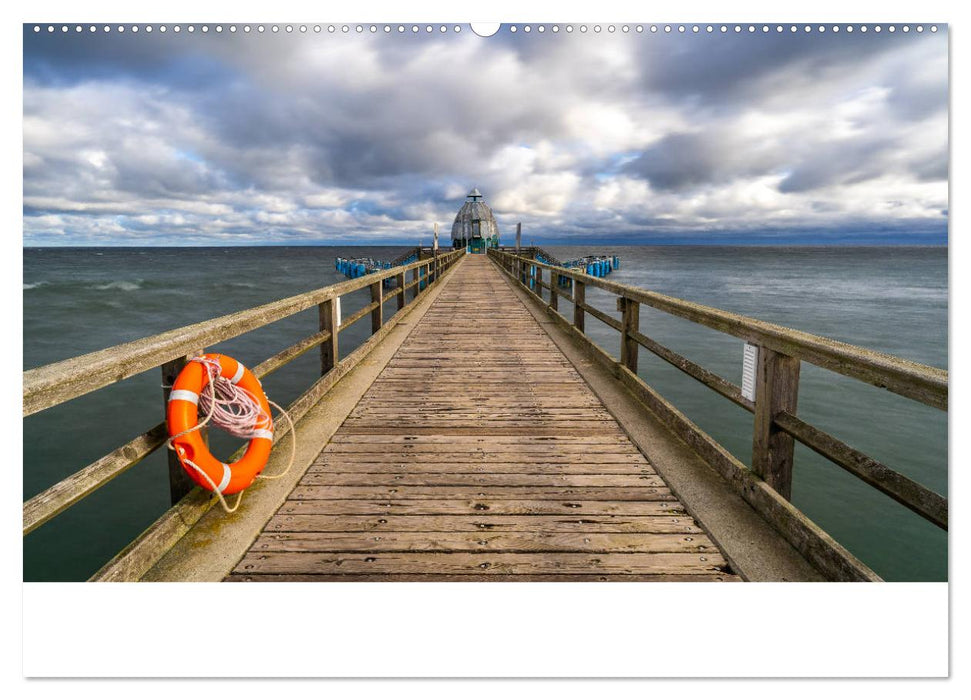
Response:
[22, 245, 947, 581]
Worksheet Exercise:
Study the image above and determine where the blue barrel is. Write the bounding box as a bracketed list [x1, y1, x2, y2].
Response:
[605, 260, 612, 274]
[613, 256, 619, 269]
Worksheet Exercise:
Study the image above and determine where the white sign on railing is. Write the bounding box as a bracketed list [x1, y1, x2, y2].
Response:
[336, 297, 342, 327]
[742, 343, 759, 402]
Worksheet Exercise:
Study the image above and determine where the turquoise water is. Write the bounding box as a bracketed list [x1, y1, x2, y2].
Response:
[22, 245, 947, 581]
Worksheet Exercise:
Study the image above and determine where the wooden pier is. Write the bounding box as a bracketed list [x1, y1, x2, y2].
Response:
[23, 247, 948, 583]
[229, 256, 734, 581]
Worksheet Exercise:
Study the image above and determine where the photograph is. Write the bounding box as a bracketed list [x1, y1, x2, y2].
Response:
[22, 21, 947, 588]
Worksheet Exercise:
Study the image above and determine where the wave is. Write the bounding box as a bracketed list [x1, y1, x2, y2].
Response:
[23, 281, 48, 290]
[91, 280, 143, 292]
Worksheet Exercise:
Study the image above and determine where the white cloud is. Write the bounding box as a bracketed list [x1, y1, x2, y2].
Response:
[22, 29, 948, 244]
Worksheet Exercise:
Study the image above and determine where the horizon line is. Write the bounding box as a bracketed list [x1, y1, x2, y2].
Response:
[22, 241, 949, 249]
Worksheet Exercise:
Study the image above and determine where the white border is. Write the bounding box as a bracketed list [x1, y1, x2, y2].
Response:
[10, 0, 961, 687]
[22, 583, 948, 677]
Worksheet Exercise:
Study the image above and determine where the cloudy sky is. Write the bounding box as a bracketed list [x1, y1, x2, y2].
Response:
[22, 24, 948, 245]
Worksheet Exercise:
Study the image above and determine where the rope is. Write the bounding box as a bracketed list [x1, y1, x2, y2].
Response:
[166, 356, 297, 513]
[257, 398, 295, 482]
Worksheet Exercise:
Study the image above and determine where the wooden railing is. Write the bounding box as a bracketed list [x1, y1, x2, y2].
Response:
[489, 249, 947, 581]
[23, 249, 465, 575]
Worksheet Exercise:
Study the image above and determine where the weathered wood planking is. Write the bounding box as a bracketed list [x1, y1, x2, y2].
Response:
[248, 532, 712, 553]
[227, 574, 734, 581]
[230, 255, 738, 582]
[301, 473, 668, 487]
[262, 514, 705, 534]
[231, 552, 729, 576]
[287, 486, 678, 501]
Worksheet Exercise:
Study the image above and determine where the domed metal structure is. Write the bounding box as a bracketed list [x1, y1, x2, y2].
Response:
[451, 188, 500, 253]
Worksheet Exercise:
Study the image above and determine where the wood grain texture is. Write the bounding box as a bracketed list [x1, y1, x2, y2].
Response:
[230, 255, 738, 581]
[752, 347, 800, 500]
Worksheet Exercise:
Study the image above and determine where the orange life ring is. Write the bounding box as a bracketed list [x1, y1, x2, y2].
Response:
[166, 353, 273, 495]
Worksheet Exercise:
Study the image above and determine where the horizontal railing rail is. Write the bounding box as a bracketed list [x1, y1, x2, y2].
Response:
[23, 250, 465, 548]
[489, 248, 947, 581]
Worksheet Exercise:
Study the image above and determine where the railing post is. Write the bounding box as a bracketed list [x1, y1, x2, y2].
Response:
[370, 281, 383, 334]
[319, 297, 339, 375]
[432, 222, 439, 284]
[752, 347, 800, 500]
[549, 268, 559, 312]
[396, 271, 406, 310]
[618, 296, 640, 373]
[573, 279, 585, 333]
[411, 265, 420, 300]
[161, 353, 203, 505]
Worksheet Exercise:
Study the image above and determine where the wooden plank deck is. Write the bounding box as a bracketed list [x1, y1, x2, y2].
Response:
[228, 255, 739, 581]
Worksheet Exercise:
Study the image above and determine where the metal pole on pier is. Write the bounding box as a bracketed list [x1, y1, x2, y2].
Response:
[433, 222, 439, 282]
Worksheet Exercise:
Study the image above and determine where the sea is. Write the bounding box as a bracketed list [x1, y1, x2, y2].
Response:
[22, 245, 948, 582]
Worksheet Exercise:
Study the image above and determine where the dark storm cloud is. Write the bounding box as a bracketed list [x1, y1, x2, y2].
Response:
[22, 25, 948, 245]
[637, 31, 897, 104]
[23, 26, 240, 90]
[622, 131, 778, 190]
